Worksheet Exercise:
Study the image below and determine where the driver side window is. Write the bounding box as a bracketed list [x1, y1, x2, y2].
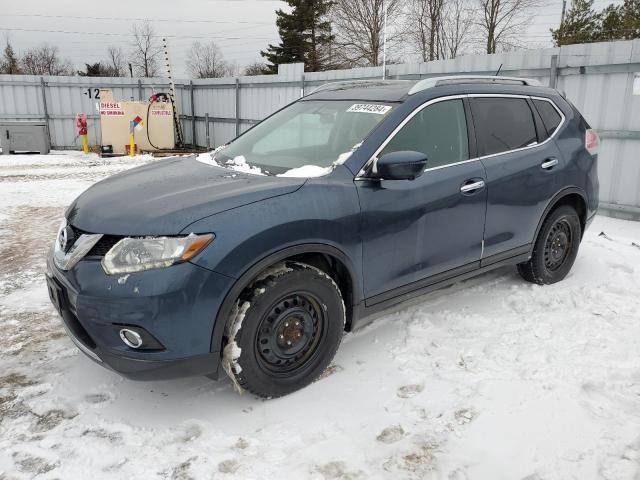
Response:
[381, 99, 469, 169]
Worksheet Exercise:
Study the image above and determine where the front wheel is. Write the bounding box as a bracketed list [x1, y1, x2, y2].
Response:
[222, 262, 345, 398]
[517, 205, 582, 285]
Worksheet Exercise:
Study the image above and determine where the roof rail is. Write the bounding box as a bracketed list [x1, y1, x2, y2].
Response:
[408, 75, 542, 95]
[309, 79, 407, 95]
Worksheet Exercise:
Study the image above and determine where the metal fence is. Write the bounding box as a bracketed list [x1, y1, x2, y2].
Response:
[0, 40, 639, 219]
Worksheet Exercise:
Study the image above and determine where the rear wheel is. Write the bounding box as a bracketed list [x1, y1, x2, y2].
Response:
[517, 205, 582, 285]
[222, 261, 345, 398]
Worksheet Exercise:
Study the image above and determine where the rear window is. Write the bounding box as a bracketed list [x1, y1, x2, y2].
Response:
[533, 99, 562, 137]
[470, 97, 538, 156]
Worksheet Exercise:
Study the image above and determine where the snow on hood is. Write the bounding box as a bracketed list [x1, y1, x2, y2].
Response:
[195, 151, 218, 166]
[276, 149, 356, 178]
[225, 155, 265, 176]
[276, 164, 333, 178]
[195, 149, 264, 176]
[196, 142, 360, 178]
[194, 145, 225, 167]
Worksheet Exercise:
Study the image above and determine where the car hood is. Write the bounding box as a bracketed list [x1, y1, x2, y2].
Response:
[67, 156, 305, 235]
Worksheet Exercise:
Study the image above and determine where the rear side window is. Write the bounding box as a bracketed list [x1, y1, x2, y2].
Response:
[533, 99, 562, 137]
[470, 97, 537, 156]
[381, 99, 469, 169]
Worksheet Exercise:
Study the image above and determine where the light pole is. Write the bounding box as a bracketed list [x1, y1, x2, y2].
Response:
[559, 0, 567, 44]
[382, 0, 388, 80]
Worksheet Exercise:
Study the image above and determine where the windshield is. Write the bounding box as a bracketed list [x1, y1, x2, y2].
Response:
[215, 100, 394, 176]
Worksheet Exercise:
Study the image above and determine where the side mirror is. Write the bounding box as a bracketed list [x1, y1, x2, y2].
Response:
[375, 151, 428, 180]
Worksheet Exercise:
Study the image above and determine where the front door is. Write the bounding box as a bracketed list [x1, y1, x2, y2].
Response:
[356, 98, 487, 303]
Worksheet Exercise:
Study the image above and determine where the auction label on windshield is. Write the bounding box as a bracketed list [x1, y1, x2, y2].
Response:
[347, 104, 392, 115]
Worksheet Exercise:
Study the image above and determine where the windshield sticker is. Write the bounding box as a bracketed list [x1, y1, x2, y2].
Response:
[347, 104, 391, 115]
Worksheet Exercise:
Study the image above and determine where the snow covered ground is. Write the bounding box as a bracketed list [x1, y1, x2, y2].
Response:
[1, 151, 640, 479]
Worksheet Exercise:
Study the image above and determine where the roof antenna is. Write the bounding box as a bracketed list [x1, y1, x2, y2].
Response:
[495, 63, 503, 76]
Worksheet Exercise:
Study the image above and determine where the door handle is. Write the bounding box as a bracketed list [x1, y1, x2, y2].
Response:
[541, 158, 559, 170]
[460, 180, 485, 193]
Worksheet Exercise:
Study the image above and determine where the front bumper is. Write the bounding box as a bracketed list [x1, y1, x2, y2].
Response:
[46, 255, 234, 380]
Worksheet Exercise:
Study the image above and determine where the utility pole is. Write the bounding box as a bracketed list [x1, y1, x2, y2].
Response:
[559, 0, 567, 44]
[382, 0, 388, 80]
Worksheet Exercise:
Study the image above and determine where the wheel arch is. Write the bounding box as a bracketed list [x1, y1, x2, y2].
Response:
[210, 243, 359, 356]
[531, 187, 588, 253]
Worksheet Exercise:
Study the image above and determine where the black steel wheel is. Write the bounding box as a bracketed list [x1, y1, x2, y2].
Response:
[255, 293, 327, 376]
[543, 219, 573, 272]
[223, 262, 345, 398]
[518, 205, 582, 285]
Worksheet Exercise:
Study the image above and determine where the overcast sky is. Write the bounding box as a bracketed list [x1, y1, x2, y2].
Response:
[0, 0, 623, 78]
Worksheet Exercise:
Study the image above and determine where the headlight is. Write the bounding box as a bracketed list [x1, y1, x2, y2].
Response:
[53, 218, 67, 254]
[102, 234, 214, 275]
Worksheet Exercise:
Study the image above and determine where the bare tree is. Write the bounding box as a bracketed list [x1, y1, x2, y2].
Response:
[107, 46, 125, 76]
[243, 62, 268, 76]
[332, 0, 404, 67]
[21, 44, 73, 75]
[226, 60, 240, 78]
[404, 0, 446, 61]
[440, 0, 473, 58]
[476, 0, 540, 53]
[186, 41, 230, 78]
[130, 21, 162, 77]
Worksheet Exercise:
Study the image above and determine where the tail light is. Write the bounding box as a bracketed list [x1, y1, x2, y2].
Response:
[585, 129, 599, 155]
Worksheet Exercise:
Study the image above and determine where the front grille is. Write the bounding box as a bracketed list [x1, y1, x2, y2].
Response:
[88, 235, 121, 257]
[70, 225, 122, 258]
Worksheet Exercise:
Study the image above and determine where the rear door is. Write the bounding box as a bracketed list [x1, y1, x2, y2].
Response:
[356, 97, 487, 302]
[469, 95, 565, 263]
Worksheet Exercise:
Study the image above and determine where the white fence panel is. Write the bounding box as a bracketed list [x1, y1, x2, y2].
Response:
[1, 40, 639, 217]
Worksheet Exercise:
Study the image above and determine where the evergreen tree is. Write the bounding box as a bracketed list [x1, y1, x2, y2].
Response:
[621, 0, 640, 38]
[78, 62, 121, 77]
[599, 4, 624, 40]
[261, 0, 335, 73]
[552, 0, 601, 45]
[552, 0, 640, 45]
[1, 40, 21, 74]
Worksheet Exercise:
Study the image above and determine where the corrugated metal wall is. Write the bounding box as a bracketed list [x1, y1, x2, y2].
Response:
[1, 40, 639, 218]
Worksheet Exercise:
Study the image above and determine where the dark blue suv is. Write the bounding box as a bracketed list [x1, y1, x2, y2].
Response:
[46, 76, 599, 397]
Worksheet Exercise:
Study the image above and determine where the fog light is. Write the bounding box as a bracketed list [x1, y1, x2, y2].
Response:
[119, 328, 143, 349]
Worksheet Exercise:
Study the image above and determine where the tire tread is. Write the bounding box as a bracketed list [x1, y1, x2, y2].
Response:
[517, 204, 581, 285]
[225, 261, 344, 398]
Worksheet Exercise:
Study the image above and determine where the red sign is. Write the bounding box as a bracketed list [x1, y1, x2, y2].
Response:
[99, 101, 124, 116]
[75, 113, 87, 136]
